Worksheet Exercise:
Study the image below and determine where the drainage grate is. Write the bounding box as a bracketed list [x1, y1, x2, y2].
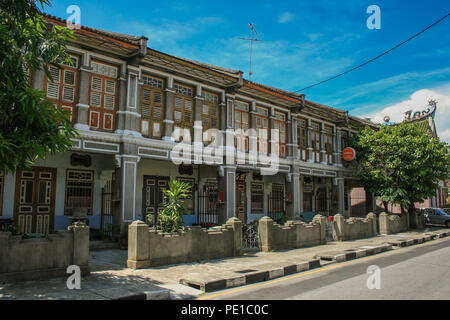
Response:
[234, 269, 258, 274]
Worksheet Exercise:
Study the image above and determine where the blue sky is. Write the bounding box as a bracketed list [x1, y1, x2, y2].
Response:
[43, 0, 450, 140]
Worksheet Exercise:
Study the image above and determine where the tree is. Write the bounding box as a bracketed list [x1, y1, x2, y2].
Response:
[155, 180, 192, 233]
[351, 122, 450, 215]
[0, 0, 77, 173]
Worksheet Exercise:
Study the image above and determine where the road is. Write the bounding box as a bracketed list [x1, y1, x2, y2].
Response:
[201, 237, 450, 300]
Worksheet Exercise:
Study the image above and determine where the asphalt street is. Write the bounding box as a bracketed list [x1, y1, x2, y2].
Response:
[202, 237, 450, 300]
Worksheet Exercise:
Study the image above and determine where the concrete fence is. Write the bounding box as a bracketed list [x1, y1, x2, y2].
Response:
[332, 213, 378, 241]
[258, 215, 327, 252]
[379, 212, 408, 234]
[127, 218, 243, 269]
[0, 222, 90, 282]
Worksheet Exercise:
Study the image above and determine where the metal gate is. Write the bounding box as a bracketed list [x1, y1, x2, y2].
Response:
[101, 178, 113, 239]
[268, 192, 285, 221]
[198, 189, 218, 227]
[242, 222, 260, 252]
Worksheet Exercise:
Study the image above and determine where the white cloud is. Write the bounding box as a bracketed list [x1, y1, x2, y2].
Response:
[277, 12, 295, 24]
[364, 88, 450, 143]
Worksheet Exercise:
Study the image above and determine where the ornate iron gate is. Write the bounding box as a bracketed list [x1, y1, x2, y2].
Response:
[101, 178, 113, 238]
[198, 189, 218, 227]
[242, 222, 260, 252]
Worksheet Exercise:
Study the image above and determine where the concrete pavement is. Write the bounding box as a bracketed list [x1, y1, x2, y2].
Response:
[204, 236, 450, 300]
[0, 227, 449, 300]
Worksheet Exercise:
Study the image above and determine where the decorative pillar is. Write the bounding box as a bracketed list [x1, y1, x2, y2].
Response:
[116, 69, 142, 136]
[217, 166, 236, 225]
[286, 170, 300, 219]
[307, 119, 314, 163]
[193, 86, 204, 159]
[74, 62, 92, 131]
[334, 129, 343, 166]
[115, 154, 141, 232]
[286, 113, 295, 159]
[337, 177, 345, 215]
[320, 123, 327, 165]
[163, 76, 175, 140]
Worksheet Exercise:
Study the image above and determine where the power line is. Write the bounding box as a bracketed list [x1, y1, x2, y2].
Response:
[295, 13, 450, 92]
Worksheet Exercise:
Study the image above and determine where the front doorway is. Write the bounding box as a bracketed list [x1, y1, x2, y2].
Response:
[236, 181, 247, 224]
[142, 176, 169, 224]
[14, 167, 57, 234]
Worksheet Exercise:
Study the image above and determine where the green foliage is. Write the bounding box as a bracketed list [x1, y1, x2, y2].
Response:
[145, 213, 155, 227]
[0, 0, 77, 173]
[351, 122, 450, 212]
[156, 180, 191, 233]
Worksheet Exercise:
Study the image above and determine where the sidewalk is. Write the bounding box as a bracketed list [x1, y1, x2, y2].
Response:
[1, 227, 449, 300]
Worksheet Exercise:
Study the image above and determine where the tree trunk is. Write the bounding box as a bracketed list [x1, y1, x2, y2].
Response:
[383, 201, 389, 213]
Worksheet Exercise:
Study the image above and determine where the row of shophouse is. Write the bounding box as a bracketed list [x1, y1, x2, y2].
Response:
[0, 14, 420, 236]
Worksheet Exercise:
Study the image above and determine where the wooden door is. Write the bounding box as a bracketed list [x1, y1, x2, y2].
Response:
[236, 181, 247, 224]
[14, 167, 57, 234]
[143, 176, 169, 224]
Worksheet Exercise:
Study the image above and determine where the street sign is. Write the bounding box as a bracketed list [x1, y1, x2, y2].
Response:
[342, 147, 356, 161]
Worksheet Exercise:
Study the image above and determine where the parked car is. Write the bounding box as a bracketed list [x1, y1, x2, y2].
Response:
[418, 208, 450, 227]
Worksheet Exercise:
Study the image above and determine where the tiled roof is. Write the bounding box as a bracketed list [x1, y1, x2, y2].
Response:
[43, 14, 146, 47]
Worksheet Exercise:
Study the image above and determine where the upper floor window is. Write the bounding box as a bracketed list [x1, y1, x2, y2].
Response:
[65, 169, 94, 215]
[45, 55, 79, 122]
[255, 107, 269, 155]
[201, 91, 219, 130]
[89, 61, 118, 131]
[273, 111, 286, 158]
[310, 121, 321, 163]
[324, 125, 334, 164]
[141, 75, 164, 138]
[173, 83, 194, 130]
[234, 101, 249, 152]
[297, 118, 308, 161]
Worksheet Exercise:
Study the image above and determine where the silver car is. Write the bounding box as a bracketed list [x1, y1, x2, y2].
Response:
[420, 208, 450, 227]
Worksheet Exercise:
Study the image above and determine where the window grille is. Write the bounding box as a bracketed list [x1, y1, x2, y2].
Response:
[45, 55, 79, 122]
[251, 182, 264, 213]
[311, 121, 321, 163]
[234, 102, 249, 152]
[274, 111, 286, 157]
[89, 60, 118, 131]
[173, 83, 194, 130]
[297, 118, 308, 161]
[65, 170, 94, 215]
[255, 107, 269, 155]
[201, 90, 219, 131]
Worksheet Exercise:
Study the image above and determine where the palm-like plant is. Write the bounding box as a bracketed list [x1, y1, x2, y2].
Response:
[157, 180, 191, 233]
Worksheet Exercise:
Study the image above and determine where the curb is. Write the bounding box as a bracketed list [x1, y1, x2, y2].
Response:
[178, 230, 450, 295]
[180, 258, 321, 293]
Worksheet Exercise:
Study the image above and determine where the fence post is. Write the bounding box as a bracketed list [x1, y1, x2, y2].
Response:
[258, 216, 274, 252]
[70, 222, 90, 270]
[333, 214, 345, 241]
[127, 221, 150, 269]
[367, 212, 377, 236]
[379, 212, 389, 234]
[226, 217, 243, 256]
[313, 214, 327, 244]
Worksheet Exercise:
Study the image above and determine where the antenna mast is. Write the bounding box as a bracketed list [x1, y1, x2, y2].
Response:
[239, 23, 262, 81]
